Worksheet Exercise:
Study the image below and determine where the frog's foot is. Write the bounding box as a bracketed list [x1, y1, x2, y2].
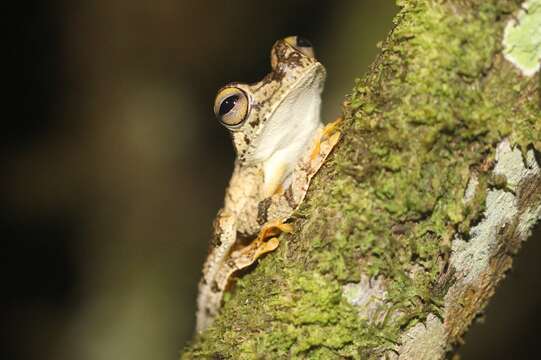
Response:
[258, 220, 294, 239]
[230, 220, 293, 270]
[310, 117, 343, 161]
[323, 116, 343, 136]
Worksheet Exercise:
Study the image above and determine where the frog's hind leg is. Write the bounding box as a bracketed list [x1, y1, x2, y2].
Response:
[230, 220, 293, 270]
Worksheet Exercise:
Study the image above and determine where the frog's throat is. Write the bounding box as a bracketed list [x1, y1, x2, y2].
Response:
[262, 122, 322, 197]
[232, 62, 325, 164]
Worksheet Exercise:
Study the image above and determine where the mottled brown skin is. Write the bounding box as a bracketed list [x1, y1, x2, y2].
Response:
[196, 36, 340, 333]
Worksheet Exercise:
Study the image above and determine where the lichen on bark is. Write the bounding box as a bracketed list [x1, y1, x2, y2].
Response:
[182, 0, 541, 358]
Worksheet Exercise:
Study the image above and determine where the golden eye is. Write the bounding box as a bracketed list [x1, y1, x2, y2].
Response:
[213, 87, 249, 127]
[284, 35, 315, 58]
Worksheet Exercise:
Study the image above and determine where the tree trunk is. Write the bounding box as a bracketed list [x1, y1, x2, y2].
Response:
[183, 0, 541, 358]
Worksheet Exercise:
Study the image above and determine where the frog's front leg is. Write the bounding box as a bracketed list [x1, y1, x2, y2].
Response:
[310, 117, 342, 161]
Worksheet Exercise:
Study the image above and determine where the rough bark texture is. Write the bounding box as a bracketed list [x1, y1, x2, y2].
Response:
[183, 0, 541, 358]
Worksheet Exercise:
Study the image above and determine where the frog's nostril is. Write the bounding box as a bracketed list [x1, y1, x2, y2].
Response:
[296, 36, 312, 48]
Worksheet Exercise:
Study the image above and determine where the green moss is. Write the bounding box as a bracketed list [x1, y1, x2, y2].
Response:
[503, 0, 541, 76]
[183, 0, 540, 358]
[185, 257, 390, 359]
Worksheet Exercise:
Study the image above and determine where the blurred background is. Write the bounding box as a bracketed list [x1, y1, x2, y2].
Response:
[3, 1, 540, 359]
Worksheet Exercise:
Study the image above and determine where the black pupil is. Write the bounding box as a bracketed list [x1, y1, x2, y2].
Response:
[219, 95, 239, 116]
[296, 36, 312, 48]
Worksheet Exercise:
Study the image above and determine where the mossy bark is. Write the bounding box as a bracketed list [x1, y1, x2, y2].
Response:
[183, 0, 541, 359]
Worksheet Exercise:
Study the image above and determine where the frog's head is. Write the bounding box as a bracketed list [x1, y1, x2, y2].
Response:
[213, 36, 326, 165]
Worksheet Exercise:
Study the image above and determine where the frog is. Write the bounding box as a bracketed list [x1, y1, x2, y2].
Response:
[196, 36, 341, 333]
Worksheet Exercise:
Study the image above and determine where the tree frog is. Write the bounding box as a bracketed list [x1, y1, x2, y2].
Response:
[196, 36, 340, 333]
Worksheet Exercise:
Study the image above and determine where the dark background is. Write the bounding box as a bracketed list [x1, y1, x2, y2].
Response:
[3, 1, 540, 359]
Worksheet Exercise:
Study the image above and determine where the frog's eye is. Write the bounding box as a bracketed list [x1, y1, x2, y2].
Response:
[214, 87, 250, 127]
[285, 35, 315, 58]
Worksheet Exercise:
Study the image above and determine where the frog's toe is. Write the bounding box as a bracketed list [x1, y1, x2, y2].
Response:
[257, 220, 294, 240]
[322, 117, 343, 139]
[310, 117, 342, 161]
[254, 237, 280, 258]
[274, 222, 294, 233]
[310, 135, 322, 161]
